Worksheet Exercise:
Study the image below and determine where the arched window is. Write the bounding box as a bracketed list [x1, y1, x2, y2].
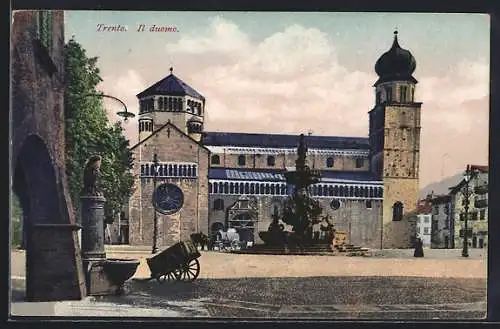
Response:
[280, 184, 286, 195]
[145, 164, 150, 176]
[245, 183, 250, 194]
[267, 156, 275, 166]
[238, 155, 246, 166]
[208, 183, 213, 193]
[214, 199, 224, 211]
[386, 86, 393, 102]
[223, 182, 229, 194]
[338, 186, 344, 197]
[326, 157, 334, 168]
[168, 164, 173, 176]
[211, 154, 220, 165]
[230, 182, 234, 194]
[140, 164, 145, 176]
[187, 165, 192, 177]
[168, 97, 173, 111]
[349, 186, 354, 197]
[159, 97, 164, 110]
[173, 164, 178, 176]
[234, 183, 240, 194]
[240, 183, 245, 193]
[392, 201, 404, 221]
[213, 183, 219, 193]
[369, 187, 374, 197]
[250, 183, 255, 194]
[181, 165, 187, 176]
[270, 184, 275, 195]
[332, 185, 337, 196]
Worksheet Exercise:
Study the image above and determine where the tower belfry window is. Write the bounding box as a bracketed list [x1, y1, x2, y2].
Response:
[400, 86, 408, 103]
[386, 87, 393, 102]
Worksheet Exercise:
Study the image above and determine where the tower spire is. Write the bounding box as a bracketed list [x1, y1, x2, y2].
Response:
[169, 66, 173, 75]
[392, 28, 400, 48]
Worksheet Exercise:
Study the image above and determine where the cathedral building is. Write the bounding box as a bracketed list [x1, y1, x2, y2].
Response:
[123, 31, 422, 249]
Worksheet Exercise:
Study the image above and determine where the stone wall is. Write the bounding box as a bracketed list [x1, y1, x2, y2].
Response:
[11, 10, 86, 301]
[208, 194, 383, 248]
[210, 152, 370, 171]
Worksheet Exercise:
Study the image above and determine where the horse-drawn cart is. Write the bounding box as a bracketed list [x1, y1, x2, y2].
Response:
[146, 240, 201, 283]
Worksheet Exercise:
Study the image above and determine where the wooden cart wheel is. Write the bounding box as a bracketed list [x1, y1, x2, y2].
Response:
[156, 268, 181, 284]
[176, 259, 200, 282]
[156, 272, 175, 284]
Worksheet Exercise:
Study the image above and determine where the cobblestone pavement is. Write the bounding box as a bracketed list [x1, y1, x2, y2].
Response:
[10, 248, 488, 320]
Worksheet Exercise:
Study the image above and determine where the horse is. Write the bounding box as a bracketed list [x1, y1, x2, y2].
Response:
[190, 232, 210, 250]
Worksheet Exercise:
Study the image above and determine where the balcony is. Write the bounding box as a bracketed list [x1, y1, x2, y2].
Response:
[474, 199, 488, 209]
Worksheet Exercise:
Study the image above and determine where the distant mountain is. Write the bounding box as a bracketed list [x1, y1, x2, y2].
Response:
[419, 173, 463, 199]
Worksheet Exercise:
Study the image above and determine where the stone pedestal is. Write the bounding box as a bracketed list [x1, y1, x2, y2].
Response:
[80, 195, 107, 260]
[80, 195, 107, 295]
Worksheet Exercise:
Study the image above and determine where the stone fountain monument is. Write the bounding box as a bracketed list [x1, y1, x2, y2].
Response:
[257, 134, 336, 252]
[80, 155, 139, 295]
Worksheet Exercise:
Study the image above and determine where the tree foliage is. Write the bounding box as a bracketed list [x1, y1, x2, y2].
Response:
[64, 37, 134, 223]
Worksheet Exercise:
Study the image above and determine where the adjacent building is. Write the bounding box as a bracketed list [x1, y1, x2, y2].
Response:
[415, 198, 432, 247]
[122, 30, 423, 249]
[449, 165, 488, 249]
[430, 194, 452, 249]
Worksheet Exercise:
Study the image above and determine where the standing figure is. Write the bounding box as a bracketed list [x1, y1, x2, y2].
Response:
[414, 237, 424, 257]
[82, 155, 103, 196]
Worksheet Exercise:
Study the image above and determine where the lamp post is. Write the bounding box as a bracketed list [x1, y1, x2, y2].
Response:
[461, 165, 477, 258]
[152, 153, 160, 254]
[77, 93, 135, 122]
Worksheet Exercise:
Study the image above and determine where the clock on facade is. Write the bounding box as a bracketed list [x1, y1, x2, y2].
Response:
[153, 183, 184, 215]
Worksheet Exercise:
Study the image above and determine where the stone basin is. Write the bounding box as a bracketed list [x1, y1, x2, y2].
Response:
[104, 258, 140, 291]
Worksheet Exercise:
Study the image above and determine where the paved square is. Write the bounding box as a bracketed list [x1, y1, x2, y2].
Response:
[10, 248, 487, 319]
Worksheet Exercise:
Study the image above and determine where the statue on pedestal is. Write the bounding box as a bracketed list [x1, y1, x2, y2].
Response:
[82, 155, 103, 196]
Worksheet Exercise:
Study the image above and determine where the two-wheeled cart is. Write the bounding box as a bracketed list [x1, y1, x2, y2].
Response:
[146, 240, 201, 283]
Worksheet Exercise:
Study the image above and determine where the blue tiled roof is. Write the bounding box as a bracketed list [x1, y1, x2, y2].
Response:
[136, 73, 205, 100]
[209, 168, 381, 183]
[204, 132, 370, 150]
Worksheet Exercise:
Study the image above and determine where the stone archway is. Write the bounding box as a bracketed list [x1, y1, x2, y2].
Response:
[12, 135, 85, 301]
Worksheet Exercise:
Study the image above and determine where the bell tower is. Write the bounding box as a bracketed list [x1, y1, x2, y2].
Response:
[136, 67, 205, 142]
[369, 31, 423, 248]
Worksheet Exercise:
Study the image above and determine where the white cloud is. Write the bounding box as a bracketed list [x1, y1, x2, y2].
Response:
[162, 17, 374, 138]
[100, 17, 489, 186]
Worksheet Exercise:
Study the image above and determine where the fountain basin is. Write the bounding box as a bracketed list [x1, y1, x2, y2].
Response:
[104, 258, 140, 289]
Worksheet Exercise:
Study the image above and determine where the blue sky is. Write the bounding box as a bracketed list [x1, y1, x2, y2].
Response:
[65, 11, 490, 187]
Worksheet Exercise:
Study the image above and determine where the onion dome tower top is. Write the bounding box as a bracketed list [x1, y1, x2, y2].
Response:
[374, 30, 417, 86]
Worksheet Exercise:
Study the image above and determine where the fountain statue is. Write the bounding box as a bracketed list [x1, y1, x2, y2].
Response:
[258, 134, 335, 251]
[80, 155, 139, 295]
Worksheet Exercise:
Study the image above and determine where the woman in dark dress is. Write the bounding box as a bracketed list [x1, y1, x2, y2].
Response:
[414, 237, 424, 257]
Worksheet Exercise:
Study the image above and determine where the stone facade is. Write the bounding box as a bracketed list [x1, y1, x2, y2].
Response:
[449, 168, 488, 249]
[125, 31, 422, 250]
[430, 195, 452, 249]
[208, 194, 383, 249]
[11, 10, 86, 301]
[210, 151, 370, 172]
[127, 122, 209, 248]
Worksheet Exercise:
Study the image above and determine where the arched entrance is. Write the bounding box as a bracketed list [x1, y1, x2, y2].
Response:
[226, 196, 258, 244]
[12, 135, 84, 301]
